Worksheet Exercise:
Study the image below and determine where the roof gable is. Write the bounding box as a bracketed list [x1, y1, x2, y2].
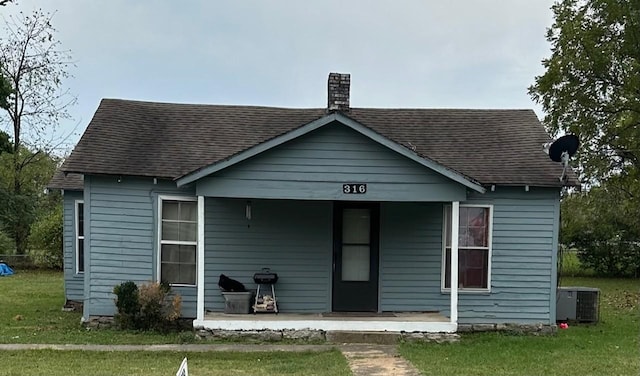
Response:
[177, 113, 485, 193]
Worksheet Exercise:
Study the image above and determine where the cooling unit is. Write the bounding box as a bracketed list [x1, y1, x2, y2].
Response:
[556, 287, 600, 323]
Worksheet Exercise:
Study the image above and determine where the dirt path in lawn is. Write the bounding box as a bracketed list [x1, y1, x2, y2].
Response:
[339, 344, 422, 376]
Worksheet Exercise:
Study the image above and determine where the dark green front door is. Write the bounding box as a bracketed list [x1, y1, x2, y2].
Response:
[332, 202, 379, 312]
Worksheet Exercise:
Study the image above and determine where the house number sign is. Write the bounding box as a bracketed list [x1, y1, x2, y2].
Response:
[342, 183, 367, 194]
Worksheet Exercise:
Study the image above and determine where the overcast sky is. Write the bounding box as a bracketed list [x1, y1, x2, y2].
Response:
[2, 1, 556, 151]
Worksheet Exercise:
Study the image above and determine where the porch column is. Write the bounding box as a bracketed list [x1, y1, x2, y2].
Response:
[450, 201, 459, 324]
[196, 195, 205, 321]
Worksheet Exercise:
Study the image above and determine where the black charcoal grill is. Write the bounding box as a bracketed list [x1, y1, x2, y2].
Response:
[253, 268, 279, 313]
[253, 268, 278, 284]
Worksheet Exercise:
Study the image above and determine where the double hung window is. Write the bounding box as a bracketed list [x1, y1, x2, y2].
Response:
[159, 198, 197, 286]
[76, 201, 84, 273]
[443, 205, 492, 291]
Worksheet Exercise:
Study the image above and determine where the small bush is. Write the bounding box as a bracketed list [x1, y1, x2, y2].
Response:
[27, 203, 63, 269]
[113, 281, 140, 329]
[0, 230, 15, 254]
[559, 250, 595, 277]
[113, 281, 182, 331]
[577, 240, 640, 278]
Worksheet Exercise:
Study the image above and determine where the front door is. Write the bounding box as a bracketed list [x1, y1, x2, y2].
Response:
[332, 202, 379, 312]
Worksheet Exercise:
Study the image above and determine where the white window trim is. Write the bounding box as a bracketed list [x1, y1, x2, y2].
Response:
[157, 195, 198, 287]
[75, 200, 84, 274]
[441, 203, 493, 293]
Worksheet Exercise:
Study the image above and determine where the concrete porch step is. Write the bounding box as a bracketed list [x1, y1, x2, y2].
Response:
[326, 331, 401, 345]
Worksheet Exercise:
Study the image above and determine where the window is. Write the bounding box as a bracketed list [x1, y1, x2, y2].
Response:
[442, 205, 492, 290]
[159, 198, 197, 285]
[76, 201, 84, 274]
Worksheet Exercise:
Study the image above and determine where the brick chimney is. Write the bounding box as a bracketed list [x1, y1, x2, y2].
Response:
[327, 72, 350, 112]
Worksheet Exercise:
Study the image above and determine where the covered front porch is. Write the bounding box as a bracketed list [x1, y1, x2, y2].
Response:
[191, 198, 466, 333]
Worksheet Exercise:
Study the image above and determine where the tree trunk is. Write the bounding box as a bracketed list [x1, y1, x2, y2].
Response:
[12, 105, 28, 255]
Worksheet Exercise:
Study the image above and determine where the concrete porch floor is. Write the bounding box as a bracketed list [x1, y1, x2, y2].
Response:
[195, 311, 455, 333]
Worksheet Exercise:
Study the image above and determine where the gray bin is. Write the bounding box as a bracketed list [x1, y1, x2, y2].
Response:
[221, 291, 253, 314]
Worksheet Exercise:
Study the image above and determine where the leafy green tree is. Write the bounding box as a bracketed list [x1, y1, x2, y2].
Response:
[28, 200, 63, 269]
[561, 178, 640, 277]
[530, 0, 640, 182]
[0, 146, 59, 257]
[0, 10, 74, 254]
[0, 130, 10, 155]
[530, 0, 640, 276]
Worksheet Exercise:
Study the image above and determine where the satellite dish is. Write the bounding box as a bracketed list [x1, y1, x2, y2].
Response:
[545, 134, 579, 183]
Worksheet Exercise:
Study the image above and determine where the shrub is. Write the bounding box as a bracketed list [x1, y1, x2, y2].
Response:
[113, 281, 140, 329]
[561, 184, 640, 278]
[27, 203, 63, 269]
[113, 281, 182, 331]
[0, 230, 15, 254]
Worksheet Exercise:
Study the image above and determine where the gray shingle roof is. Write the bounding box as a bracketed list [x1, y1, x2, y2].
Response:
[60, 98, 577, 188]
[48, 171, 83, 191]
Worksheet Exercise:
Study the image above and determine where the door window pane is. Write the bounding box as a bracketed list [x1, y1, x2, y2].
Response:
[342, 245, 370, 281]
[342, 209, 370, 244]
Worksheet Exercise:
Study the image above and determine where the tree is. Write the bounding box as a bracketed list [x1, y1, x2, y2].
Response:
[0, 130, 10, 154]
[561, 178, 640, 277]
[0, 10, 74, 254]
[530, 0, 640, 277]
[530, 0, 640, 183]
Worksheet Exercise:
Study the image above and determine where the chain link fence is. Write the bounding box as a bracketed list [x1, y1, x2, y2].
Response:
[0, 254, 38, 269]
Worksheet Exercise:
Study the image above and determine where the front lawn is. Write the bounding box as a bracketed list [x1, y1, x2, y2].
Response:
[401, 277, 640, 376]
[0, 349, 350, 376]
[0, 270, 200, 344]
[2, 270, 638, 375]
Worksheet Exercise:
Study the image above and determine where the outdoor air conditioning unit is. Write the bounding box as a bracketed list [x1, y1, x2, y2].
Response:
[556, 287, 600, 323]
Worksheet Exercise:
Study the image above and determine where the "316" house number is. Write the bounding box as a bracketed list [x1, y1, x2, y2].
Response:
[342, 183, 367, 194]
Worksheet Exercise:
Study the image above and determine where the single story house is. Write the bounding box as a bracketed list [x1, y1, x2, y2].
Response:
[49, 73, 577, 333]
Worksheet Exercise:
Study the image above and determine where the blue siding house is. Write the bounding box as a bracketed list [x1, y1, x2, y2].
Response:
[48, 73, 576, 333]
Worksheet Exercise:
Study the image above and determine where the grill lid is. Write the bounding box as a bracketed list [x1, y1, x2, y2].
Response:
[253, 268, 278, 284]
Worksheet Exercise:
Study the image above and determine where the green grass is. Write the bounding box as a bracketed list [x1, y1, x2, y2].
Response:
[0, 270, 203, 344]
[0, 349, 350, 376]
[401, 277, 640, 376]
[0, 270, 351, 375]
[3, 270, 639, 375]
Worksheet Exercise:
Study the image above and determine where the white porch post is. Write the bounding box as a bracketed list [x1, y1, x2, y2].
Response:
[450, 201, 459, 324]
[197, 195, 205, 321]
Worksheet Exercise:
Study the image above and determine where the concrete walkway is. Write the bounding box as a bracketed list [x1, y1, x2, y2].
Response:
[0, 343, 423, 375]
[339, 344, 422, 376]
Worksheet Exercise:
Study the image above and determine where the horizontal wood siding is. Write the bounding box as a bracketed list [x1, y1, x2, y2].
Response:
[196, 122, 466, 202]
[84, 176, 197, 317]
[63, 191, 84, 301]
[455, 187, 559, 324]
[380, 202, 447, 311]
[203, 198, 332, 313]
[380, 187, 559, 325]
